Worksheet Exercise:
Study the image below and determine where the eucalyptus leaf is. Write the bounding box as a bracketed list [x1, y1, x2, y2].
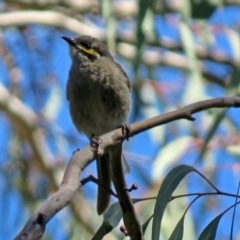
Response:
[93, 198, 148, 239]
[152, 165, 198, 240]
[198, 214, 223, 240]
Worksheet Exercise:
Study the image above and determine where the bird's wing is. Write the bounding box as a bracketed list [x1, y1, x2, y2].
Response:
[115, 62, 131, 90]
[66, 79, 70, 100]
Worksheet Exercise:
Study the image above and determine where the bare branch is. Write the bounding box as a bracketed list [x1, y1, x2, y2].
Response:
[5, 0, 98, 13]
[0, 10, 106, 39]
[14, 145, 94, 240]
[5, 0, 137, 17]
[0, 10, 238, 70]
[12, 95, 240, 239]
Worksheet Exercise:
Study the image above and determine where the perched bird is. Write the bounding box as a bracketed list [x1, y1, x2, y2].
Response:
[62, 35, 131, 214]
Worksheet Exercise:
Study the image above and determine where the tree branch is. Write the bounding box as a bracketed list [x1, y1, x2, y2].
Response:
[5, 0, 98, 13]
[12, 96, 240, 239]
[0, 10, 106, 39]
[0, 10, 238, 70]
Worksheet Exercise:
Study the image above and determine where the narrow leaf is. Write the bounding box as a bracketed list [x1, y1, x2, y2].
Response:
[198, 200, 240, 240]
[142, 215, 153, 235]
[168, 215, 184, 240]
[196, 109, 227, 162]
[152, 165, 197, 240]
[198, 214, 223, 240]
[169, 196, 200, 240]
[93, 198, 147, 239]
[230, 180, 240, 240]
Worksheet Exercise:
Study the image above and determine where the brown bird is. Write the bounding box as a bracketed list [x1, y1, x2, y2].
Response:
[62, 35, 131, 214]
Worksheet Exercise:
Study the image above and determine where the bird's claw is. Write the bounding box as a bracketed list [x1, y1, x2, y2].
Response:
[90, 136, 103, 152]
[119, 124, 132, 141]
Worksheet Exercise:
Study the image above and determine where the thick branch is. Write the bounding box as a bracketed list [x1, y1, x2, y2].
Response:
[0, 10, 106, 39]
[14, 146, 94, 240]
[5, 0, 98, 13]
[4, 0, 240, 18]
[5, 0, 137, 17]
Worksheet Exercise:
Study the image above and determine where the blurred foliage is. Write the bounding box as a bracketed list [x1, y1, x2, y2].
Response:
[0, 0, 240, 239]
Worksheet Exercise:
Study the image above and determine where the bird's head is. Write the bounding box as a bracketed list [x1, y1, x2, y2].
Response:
[62, 35, 113, 63]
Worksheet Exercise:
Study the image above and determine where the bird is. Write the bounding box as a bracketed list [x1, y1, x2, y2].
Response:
[62, 35, 131, 214]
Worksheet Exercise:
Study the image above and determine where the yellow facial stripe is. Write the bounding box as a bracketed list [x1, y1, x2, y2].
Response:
[79, 45, 100, 57]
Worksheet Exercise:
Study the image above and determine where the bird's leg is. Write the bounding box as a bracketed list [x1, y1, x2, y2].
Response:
[118, 124, 132, 141]
[89, 135, 103, 152]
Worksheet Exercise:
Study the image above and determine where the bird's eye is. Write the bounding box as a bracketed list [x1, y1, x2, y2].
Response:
[82, 42, 91, 50]
[79, 42, 100, 58]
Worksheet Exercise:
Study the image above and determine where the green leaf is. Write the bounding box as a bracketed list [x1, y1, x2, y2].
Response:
[196, 108, 227, 162]
[198, 200, 240, 240]
[152, 165, 197, 240]
[92, 221, 114, 240]
[197, 68, 240, 163]
[190, 0, 217, 19]
[92, 202, 123, 240]
[142, 215, 153, 235]
[197, 214, 223, 240]
[93, 198, 147, 239]
[230, 181, 240, 240]
[169, 196, 200, 240]
[169, 214, 184, 240]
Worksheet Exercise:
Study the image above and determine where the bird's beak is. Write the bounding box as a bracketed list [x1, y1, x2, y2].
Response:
[61, 36, 76, 47]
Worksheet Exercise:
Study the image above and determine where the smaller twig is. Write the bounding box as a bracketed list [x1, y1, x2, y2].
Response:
[72, 148, 80, 154]
[125, 183, 138, 192]
[170, 191, 240, 201]
[80, 175, 118, 198]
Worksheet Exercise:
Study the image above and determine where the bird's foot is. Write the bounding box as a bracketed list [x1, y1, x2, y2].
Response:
[90, 135, 103, 153]
[119, 124, 132, 141]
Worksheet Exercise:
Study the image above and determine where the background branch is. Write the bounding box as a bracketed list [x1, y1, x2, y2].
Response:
[0, 83, 94, 235]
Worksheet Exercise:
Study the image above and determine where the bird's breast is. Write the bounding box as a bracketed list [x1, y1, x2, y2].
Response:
[67, 66, 131, 137]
